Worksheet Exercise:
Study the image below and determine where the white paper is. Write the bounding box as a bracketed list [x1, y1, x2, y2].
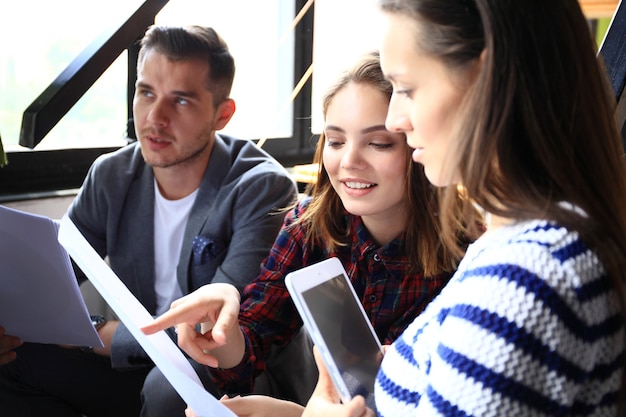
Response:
[58, 215, 236, 417]
[0, 205, 102, 347]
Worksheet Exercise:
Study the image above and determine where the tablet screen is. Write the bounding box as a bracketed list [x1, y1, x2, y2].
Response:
[302, 273, 381, 409]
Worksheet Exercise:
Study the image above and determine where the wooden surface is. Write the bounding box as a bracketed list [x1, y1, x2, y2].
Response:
[580, 0, 620, 18]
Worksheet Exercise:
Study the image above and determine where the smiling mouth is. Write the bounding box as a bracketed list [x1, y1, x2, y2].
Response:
[344, 181, 375, 189]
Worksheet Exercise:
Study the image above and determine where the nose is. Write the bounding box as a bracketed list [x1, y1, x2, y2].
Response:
[146, 99, 169, 127]
[340, 141, 365, 170]
[385, 96, 411, 133]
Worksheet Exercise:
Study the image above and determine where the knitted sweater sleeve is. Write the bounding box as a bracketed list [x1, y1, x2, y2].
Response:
[375, 222, 623, 417]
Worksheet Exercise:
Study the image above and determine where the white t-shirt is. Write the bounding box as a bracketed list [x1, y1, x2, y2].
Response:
[153, 181, 198, 315]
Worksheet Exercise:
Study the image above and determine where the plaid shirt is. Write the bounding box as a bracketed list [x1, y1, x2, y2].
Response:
[209, 198, 451, 393]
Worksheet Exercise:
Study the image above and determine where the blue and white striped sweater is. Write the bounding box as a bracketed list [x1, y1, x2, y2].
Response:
[375, 220, 623, 416]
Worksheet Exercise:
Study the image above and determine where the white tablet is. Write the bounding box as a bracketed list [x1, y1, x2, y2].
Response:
[285, 257, 383, 410]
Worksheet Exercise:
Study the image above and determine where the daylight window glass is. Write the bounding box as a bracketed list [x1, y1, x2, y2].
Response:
[311, 0, 381, 134]
[0, 0, 294, 152]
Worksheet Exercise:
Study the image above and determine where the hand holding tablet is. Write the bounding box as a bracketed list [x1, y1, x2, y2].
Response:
[285, 257, 383, 411]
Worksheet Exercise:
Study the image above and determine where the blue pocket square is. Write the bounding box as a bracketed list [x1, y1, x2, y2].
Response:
[192, 235, 224, 266]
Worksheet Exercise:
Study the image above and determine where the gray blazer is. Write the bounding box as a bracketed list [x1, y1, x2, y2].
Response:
[68, 134, 297, 368]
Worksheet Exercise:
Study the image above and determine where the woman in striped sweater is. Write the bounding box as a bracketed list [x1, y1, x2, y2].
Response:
[303, 1, 626, 416]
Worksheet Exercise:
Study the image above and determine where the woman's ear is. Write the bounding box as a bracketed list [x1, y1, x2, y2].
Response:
[465, 48, 486, 85]
[476, 48, 487, 75]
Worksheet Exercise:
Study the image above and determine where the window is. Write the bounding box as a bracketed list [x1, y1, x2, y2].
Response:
[311, 0, 381, 133]
[0, 0, 620, 198]
[0, 0, 295, 151]
[0, 0, 139, 151]
[0, 0, 307, 197]
[155, 0, 295, 140]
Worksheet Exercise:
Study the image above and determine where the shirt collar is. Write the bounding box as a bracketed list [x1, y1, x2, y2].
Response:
[347, 213, 404, 261]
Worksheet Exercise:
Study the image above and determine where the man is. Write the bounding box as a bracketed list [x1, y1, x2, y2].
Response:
[0, 25, 297, 417]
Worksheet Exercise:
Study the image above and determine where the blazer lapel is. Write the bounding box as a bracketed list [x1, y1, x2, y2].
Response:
[177, 135, 230, 294]
[125, 165, 158, 313]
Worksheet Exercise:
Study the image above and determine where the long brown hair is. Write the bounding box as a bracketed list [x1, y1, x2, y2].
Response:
[300, 51, 482, 276]
[380, 0, 626, 402]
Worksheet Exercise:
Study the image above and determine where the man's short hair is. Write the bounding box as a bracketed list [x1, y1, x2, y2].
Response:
[138, 25, 236, 105]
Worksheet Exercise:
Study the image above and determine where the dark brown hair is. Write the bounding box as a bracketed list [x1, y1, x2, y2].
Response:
[138, 25, 235, 105]
[380, 0, 626, 402]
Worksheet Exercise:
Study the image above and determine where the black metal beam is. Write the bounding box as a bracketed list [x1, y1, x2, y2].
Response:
[599, 0, 626, 151]
[127, 40, 140, 141]
[19, 0, 169, 149]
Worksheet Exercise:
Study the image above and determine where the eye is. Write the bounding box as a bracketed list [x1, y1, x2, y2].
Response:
[139, 89, 154, 98]
[394, 88, 413, 99]
[325, 139, 344, 149]
[370, 142, 394, 150]
[175, 97, 189, 105]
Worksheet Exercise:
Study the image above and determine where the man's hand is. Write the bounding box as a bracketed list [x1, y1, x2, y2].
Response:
[141, 283, 243, 368]
[92, 320, 119, 356]
[0, 326, 22, 365]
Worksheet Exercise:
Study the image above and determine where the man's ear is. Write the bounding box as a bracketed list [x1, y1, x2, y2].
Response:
[214, 98, 236, 130]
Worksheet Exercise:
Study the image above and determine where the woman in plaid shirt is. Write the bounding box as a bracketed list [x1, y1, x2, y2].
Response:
[143, 52, 483, 416]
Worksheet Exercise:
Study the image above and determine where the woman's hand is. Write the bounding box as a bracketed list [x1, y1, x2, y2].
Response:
[141, 283, 244, 368]
[221, 394, 305, 417]
[185, 395, 303, 417]
[302, 346, 375, 417]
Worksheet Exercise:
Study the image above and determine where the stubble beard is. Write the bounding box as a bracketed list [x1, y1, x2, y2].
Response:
[141, 128, 214, 169]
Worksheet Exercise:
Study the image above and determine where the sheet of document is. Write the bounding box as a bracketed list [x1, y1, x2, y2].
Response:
[0, 205, 102, 347]
[58, 215, 236, 417]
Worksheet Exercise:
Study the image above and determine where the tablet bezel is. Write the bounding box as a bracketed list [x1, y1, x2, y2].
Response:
[285, 257, 383, 407]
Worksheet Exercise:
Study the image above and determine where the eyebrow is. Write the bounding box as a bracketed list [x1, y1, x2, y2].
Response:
[324, 124, 389, 134]
[135, 81, 201, 100]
